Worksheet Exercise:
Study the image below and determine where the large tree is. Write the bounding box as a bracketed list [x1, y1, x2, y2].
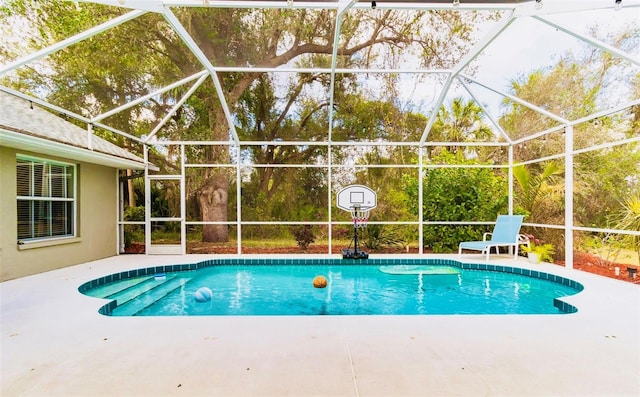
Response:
[1, 2, 495, 241]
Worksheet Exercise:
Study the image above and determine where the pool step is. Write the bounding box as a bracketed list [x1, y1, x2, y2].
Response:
[113, 277, 189, 316]
[104, 275, 177, 304]
[84, 276, 152, 299]
[133, 278, 212, 316]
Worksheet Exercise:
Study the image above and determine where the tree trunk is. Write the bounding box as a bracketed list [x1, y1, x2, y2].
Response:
[194, 92, 232, 242]
[127, 169, 136, 207]
[200, 168, 230, 242]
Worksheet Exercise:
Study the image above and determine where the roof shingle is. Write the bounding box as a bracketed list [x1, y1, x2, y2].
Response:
[0, 91, 144, 164]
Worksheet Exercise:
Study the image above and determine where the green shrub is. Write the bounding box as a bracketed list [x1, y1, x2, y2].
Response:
[362, 225, 405, 250]
[123, 224, 144, 248]
[424, 225, 483, 253]
[522, 242, 555, 263]
[123, 205, 145, 221]
[290, 225, 315, 250]
[403, 153, 510, 252]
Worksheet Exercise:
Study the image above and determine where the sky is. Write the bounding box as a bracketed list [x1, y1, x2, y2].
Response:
[466, 5, 640, 116]
[364, 3, 640, 129]
[477, 6, 639, 85]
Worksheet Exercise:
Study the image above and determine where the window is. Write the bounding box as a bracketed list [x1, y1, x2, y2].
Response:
[16, 156, 76, 242]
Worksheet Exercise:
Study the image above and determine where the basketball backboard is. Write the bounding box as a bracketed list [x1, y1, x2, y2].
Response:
[336, 185, 377, 211]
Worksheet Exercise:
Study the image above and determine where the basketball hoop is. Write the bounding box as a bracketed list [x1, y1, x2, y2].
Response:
[337, 184, 377, 259]
[350, 205, 370, 228]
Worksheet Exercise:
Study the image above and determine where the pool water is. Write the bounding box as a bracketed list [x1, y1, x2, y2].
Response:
[81, 262, 582, 316]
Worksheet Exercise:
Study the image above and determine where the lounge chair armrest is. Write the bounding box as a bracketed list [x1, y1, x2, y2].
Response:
[518, 234, 530, 248]
[483, 232, 492, 241]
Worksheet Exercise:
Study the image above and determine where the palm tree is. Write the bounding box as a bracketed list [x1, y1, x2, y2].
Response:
[513, 161, 564, 216]
[615, 195, 640, 263]
[428, 97, 494, 159]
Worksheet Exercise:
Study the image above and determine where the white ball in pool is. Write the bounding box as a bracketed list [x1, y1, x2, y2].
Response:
[194, 287, 213, 303]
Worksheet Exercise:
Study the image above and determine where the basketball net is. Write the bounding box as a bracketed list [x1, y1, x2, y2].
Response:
[350, 206, 370, 228]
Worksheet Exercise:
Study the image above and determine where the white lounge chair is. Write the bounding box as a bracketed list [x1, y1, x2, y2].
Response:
[458, 215, 528, 261]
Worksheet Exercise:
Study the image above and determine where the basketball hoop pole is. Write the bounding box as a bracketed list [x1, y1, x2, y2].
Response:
[343, 204, 369, 259]
[353, 205, 363, 258]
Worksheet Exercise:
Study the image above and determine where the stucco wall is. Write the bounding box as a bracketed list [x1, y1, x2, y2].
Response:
[0, 146, 118, 281]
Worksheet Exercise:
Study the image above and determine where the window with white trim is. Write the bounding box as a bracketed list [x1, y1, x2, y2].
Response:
[16, 156, 76, 242]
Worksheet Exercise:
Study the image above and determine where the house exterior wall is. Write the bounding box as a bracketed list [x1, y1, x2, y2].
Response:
[0, 146, 118, 281]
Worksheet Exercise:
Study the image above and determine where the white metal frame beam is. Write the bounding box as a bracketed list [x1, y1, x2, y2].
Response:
[0, 86, 90, 123]
[533, 15, 640, 68]
[564, 124, 574, 269]
[458, 77, 513, 144]
[92, 70, 209, 123]
[161, 7, 240, 143]
[144, 72, 209, 143]
[326, 0, 359, 255]
[461, 74, 570, 125]
[0, 10, 147, 75]
[419, 11, 517, 143]
[163, 0, 520, 11]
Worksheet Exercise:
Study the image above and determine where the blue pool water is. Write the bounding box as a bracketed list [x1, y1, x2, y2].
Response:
[79, 259, 583, 316]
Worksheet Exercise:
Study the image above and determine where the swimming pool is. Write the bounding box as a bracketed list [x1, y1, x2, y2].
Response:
[79, 258, 583, 316]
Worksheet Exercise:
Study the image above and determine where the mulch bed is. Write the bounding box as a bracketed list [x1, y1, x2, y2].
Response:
[124, 244, 639, 284]
[558, 251, 639, 284]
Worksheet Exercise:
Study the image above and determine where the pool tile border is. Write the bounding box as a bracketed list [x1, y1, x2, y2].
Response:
[78, 258, 583, 315]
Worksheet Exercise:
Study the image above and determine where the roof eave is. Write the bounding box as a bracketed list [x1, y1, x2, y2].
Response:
[0, 129, 147, 170]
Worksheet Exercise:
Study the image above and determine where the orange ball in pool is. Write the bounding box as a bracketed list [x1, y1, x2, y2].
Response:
[313, 275, 328, 288]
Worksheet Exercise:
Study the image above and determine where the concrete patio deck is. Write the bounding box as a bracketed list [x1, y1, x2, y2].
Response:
[1, 254, 639, 397]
